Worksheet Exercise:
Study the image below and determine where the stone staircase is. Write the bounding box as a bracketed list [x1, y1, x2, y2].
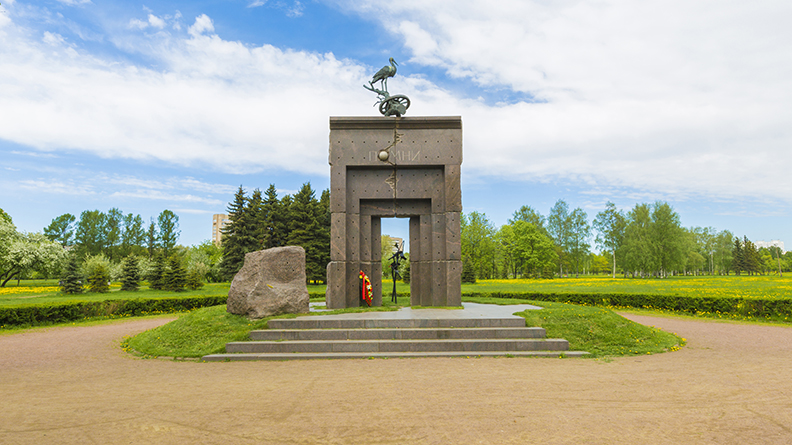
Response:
[201, 317, 588, 361]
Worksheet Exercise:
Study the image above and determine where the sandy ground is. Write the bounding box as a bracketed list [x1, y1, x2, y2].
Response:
[1, 313, 791, 444]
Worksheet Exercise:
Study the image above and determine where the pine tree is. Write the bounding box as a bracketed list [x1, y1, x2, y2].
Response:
[743, 236, 760, 275]
[401, 258, 411, 284]
[120, 255, 140, 291]
[220, 186, 254, 280]
[261, 184, 282, 248]
[287, 183, 324, 283]
[462, 256, 477, 283]
[164, 256, 187, 292]
[148, 252, 167, 290]
[157, 210, 180, 257]
[314, 189, 331, 283]
[732, 237, 744, 275]
[248, 188, 265, 250]
[146, 219, 158, 258]
[60, 253, 84, 294]
[276, 194, 293, 245]
[185, 269, 205, 290]
[87, 264, 110, 293]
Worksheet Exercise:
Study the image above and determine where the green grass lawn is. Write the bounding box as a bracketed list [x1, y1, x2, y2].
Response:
[308, 275, 792, 300]
[7, 274, 791, 340]
[464, 296, 684, 357]
[10, 274, 790, 306]
[0, 281, 330, 306]
[461, 275, 792, 299]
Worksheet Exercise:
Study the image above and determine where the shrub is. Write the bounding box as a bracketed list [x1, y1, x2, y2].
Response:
[120, 255, 141, 292]
[87, 264, 110, 293]
[81, 253, 122, 282]
[185, 269, 204, 290]
[148, 253, 167, 290]
[460, 291, 792, 321]
[0, 295, 229, 327]
[164, 256, 187, 292]
[401, 261, 411, 284]
[461, 257, 476, 284]
[60, 254, 84, 294]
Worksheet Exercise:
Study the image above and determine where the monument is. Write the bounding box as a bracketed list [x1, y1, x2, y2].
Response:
[326, 58, 462, 308]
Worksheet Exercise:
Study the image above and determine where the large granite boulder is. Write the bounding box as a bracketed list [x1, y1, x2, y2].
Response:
[227, 246, 310, 319]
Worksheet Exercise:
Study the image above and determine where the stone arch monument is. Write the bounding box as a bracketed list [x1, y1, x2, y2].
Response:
[326, 116, 463, 308]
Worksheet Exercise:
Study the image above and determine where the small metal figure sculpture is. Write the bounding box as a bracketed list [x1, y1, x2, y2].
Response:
[364, 58, 411, 117]
[388, 240, 406, 304]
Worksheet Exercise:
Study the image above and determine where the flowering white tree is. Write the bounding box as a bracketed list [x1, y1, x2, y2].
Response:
[0, 217, 66, 287]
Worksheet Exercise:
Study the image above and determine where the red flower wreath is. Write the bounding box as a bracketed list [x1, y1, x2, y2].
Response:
[359, 270, 373, 306]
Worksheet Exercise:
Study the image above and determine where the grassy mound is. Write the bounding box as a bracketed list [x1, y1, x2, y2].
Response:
[123, 305, 271, 357]
[124, 303, 403, 358]
[125, 299, 684, 359]
[464, 296, 683, 357]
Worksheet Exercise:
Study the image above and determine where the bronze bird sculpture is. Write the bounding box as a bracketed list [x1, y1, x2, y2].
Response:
[369, 57, 398, 92]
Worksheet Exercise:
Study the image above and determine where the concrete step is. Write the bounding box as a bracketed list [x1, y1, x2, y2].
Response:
[250, 327, 547, 341]
[267, 317, 526, 329]
[225, 338, 570, 354]
[202, 350, 589, 361]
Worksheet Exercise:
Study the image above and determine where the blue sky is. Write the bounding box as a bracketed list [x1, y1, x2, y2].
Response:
[1, 0, 791, 250]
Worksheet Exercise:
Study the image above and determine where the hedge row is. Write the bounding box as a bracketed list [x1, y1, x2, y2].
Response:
[0, 296, 229, 328]
[7, 290, 787, 328]
[462, 291, 792, 319]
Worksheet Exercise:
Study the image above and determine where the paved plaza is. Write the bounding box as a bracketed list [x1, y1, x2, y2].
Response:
[1, 308, 791, 444]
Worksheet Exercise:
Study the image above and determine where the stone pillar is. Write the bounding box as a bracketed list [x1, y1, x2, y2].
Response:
[327, 116, 463, 308]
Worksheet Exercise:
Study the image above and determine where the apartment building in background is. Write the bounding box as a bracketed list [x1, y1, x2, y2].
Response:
[212, 214, 229, 246]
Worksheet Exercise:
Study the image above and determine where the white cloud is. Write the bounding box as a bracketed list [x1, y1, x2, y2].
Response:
[286, 1, 304, 17]
[171, 208, 217, 215]
[42, 31, 66, 46]
[0, 13, 371, 177]
[247, 1, 304, 16]
[179, 178, 236, 195]
[2, 2, 792, 209]
[110, 190, 224, 206]
[10, 150, 58, 158]
[147, 14, 166, 29]
[103, 175, 236, 195]
[128, 12, 173, 30]
[0, 9, 11, 29]
[128, 18, 148, 30]
[188, 14, 214, 37]
[331, 0, 792, 204]
[18, 179, 95, 195]
[56, 0, 91, 6]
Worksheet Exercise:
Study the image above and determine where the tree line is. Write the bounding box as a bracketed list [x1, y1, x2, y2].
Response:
[44, 208, 181, 260]
[219, 183, 330, 283]
[4, 192, 790, 288]
[0, 205, 224, 290]
[462, 200, 792, 280]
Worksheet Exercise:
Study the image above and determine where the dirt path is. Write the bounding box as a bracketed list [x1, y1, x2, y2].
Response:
[1, 314, 791, 444]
